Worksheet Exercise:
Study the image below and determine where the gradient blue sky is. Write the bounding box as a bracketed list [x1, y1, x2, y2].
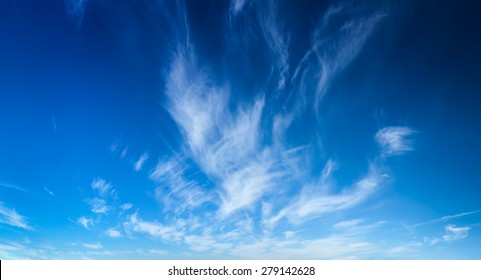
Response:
[1, 0, 481, 259]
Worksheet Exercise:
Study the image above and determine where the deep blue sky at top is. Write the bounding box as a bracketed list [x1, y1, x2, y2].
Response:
[0, 0, 481, 259]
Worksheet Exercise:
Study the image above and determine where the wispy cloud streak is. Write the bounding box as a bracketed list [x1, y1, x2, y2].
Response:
[266, 165, 383, 225]
[443, 224, 470, 242]
[0, 183, 28, 192]
[64, 0, 89, 30]
[0, 203, 33, 230]
[413, 210, 480, 227]
[375, 126, 416, 156]
[106, 228, 121, 238]
[77, 216, 93, 229]
[85, 178, 117, 214]
[291, 4, 385, 111]
[123, 213, 184, 241]
[134, 153, 149, 172]
[83, 243, 103, 250]
[43, 187, 55, 196]
[165, 48, 286, 217]
[150, 157, 211, 213]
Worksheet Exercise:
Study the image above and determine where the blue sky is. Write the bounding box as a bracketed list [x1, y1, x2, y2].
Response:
[1, 0, 481, 259]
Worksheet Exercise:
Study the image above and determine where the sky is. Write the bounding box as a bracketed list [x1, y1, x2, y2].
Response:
[1, 0, 481, 259]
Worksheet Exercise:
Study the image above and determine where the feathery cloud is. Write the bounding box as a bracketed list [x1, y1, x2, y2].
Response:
[443, 224, 470, 242]
[257, 1, 290, 90]
[43, 187, 55, 196]
[0, 183, 28, 192]
[375, 126, 416, 156]
[85, 178, 117, 214]
[291, 4, 385, 110]
[91, 178, 116, 198]
[106, 228, 121, 238]
[0, 203, 33, 230]
[120, 203, 133, 211]
[134, 153, 149, 172]
[150, 157, 211, 213]
[77, 216, 93, 229]
[440, 211, 480, 221]
[165, 50, 284, 217]
[83, 243, 103, 250]
[333, 219, 365, 229]
[413, 210, 480, 227]
[124, 213, 184, 241]
[271, 170, 382, 225]
[229, 0, 248, 16]
[86, 198, 109, 214]
[64, 0, 89, 30]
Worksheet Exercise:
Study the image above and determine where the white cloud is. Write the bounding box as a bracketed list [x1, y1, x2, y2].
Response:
[0, 242, 50, 259]
[230, 0, 248, 16]
[64, 0, 89, 30]
[83, 243, 103, 250]
[91, 178, 115, 198]
[106, 228, 121, 238]
[77, 216, 93, 229]
[333, 219, 365, 229]
[375, 126, 416, 156]
[230, 235, 377, 259]
[440, 211, 480, 221]
[150, 157, 211, 213]
[43, 187, 55, 196]
[0, 183, 28, 192]
[123, 213, 184, 241]
[291, 4, 385, 110]
[218, 159, 281, 217]
[121, 147, 128, 159]
[134, 153, 149, 172]
[257, 1, 290, 90]
[85, 178, 117, 214]
[149, 1, 395, 251]
[413, 210, 480, 227]
[52, 115, 57, 132]
[165, 50, 286, 218]
[265, 163, 382, 226]
[284, 231, 297, 239]
[164, 42, 390, 222]
[86, 198, 109, 214]
[399, 223, 472, 252]
[0, 203, 33, 230]
[184, 234, 233, 253]
[443, 224, 470, 242]
[120, 203, 133, 211]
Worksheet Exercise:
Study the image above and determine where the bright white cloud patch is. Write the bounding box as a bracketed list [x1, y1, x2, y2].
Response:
[77, 216, 93, 229]
[123, 213, 183, 241]
[86, 198, 109, 214]
[86, 178, 117, 214]
[270, 170, 382, 225]
[443, 224, 470, 242]
[120, 203, 133, 211]
[165, 50, 284, 217]
[106, 228, 121, 238]
[375, 126, 415, 156]
[134, 153, 149, 172]
[91, 178, 115, 198]
[0, 203, 33, 230]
